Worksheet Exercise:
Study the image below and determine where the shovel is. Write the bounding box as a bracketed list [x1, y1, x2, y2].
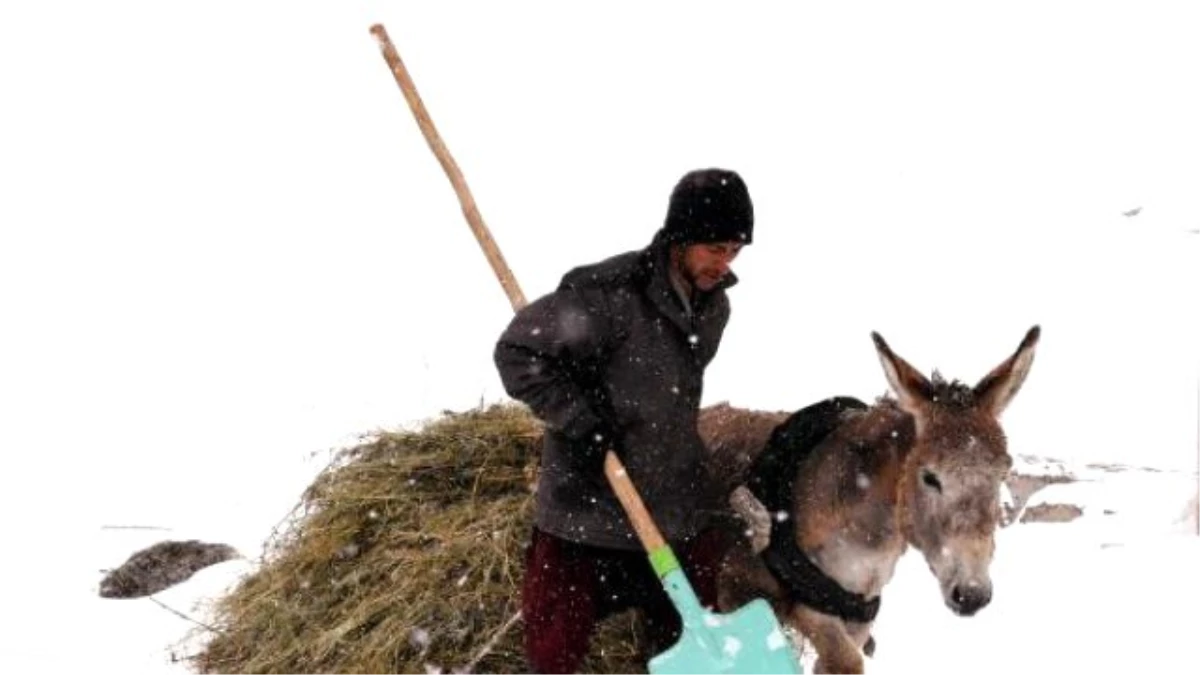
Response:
[603, 452, 803, 674]
[368, 27, 802, 672]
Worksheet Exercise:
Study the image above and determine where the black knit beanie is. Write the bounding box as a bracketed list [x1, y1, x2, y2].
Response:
[660, 168, 754, 246]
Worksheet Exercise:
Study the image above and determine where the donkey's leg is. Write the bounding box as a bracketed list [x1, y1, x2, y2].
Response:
[790, 606, 864, 674]
[844, 621, 875, 657]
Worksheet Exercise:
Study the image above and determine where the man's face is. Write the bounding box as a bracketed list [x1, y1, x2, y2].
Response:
[680, 241, 743, 291]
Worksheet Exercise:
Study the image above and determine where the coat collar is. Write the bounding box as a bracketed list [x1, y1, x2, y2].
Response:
[642, 241, 735, 336]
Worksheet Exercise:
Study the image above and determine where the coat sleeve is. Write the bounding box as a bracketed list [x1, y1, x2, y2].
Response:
[493, 285, 615, 441]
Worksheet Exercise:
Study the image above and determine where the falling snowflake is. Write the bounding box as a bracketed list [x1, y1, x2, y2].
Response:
[409, 627, 431, 649]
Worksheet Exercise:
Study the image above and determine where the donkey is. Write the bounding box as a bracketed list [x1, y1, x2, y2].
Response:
[706, 325, 1040, 673]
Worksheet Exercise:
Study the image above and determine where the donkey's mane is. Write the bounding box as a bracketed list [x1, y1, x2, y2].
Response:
[869, 371, 976, 411]
[928, 370, 976, 409]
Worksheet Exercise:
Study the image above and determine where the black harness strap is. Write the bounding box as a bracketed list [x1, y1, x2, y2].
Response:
[762, 523, 881, 623]
[746, 396, 881, 624]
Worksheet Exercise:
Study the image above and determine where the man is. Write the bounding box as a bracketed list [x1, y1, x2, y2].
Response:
[493, 167, 753, 673]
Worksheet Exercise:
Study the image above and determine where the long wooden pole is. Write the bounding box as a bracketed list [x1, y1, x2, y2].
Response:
[368, 23, 527, 312]
[369, 23, 672, 557]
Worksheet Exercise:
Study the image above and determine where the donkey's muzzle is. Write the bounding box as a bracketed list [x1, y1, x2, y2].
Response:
[948, 582, 992, 616]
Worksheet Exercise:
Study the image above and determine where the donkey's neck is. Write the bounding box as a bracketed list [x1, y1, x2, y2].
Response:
[797, 402, 916, 597]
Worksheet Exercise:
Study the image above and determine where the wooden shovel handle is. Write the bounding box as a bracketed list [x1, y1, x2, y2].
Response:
[369, 23, 527, 313]
[604, 451, 667, 553]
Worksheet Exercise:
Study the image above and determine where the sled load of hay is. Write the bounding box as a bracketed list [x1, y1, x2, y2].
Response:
[193, 403, 651, 674]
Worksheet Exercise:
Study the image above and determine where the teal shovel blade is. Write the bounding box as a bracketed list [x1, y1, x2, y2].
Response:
[646, 548, 803, 674]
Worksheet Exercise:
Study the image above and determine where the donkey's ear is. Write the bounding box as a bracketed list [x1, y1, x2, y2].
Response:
[872, 331, 934, 414]
[974, 325, 1040, 418]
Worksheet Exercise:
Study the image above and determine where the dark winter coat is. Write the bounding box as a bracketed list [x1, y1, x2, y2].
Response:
[493, 236, 735, 550]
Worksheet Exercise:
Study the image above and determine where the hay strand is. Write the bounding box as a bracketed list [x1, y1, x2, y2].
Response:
[192, 402, 650, 673]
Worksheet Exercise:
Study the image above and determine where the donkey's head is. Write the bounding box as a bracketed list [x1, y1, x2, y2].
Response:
[871, 326, 1040, 617]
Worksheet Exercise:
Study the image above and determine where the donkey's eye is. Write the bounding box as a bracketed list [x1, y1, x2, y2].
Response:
[921, 470, 943, 493]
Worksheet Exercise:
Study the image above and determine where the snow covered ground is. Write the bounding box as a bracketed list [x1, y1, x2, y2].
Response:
[75, 452, 1200, 674]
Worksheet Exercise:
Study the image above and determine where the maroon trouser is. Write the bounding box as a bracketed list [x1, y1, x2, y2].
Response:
[521, 525, 729, 674]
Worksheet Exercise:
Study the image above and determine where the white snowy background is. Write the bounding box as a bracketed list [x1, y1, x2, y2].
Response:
[2, 1, 1198, 672]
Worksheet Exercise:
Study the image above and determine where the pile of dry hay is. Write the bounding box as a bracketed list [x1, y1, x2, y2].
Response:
[193, 402, 651, 674]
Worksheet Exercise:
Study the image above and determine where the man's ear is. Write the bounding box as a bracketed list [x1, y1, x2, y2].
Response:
[668, 242, 688, 269]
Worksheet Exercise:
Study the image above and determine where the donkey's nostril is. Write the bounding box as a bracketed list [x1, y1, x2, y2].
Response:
[950, 583, 992, 616]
